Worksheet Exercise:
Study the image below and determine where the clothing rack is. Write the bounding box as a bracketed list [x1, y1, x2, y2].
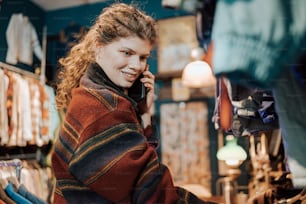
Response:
[0, 61, 47, 161]
[0, 149, 42, 161]
[0, 61, 40, 80]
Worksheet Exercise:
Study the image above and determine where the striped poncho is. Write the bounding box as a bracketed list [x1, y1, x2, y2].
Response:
[51, 64, 209, 203]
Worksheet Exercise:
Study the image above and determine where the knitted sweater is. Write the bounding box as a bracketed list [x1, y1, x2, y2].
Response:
[212, 0, 306, 88]
[51, 64, 207, 204]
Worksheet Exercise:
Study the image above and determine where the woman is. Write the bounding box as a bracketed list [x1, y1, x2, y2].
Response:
[51, 3, 211, 204]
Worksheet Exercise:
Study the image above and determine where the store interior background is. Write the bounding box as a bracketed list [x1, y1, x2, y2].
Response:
[0, 0, 256, 198]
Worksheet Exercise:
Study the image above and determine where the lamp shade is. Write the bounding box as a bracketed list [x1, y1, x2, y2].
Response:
[217, 135, 247, 167]
[182, 60, 216, 88]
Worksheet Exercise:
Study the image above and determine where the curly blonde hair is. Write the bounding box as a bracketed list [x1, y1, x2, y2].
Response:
[56, 3, 157, 110]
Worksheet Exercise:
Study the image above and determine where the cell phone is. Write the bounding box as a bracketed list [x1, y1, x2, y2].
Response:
[128, 74, 146, 103]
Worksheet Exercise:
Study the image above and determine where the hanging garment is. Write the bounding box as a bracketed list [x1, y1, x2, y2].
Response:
[4, 182, 32, 204]
[0, 184, 16, 204]
[5, 13, 43, 66]
[6, 72, 14, 141]
[44, 85, 60, 141]
[17, 184, 47, 204]
[7, 73, 18, 146]
[0, 69, 9, 145]
[7, 73, 32, 147]
[39, 85, 50, 144]
[229, 83, 279, 136]
[219, 77, 232, 131]
[27, 79, 44, 146]
[14, 74, 32, 146]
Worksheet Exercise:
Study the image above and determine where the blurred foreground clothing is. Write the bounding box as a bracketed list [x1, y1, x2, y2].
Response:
[211, 0, 306, 187]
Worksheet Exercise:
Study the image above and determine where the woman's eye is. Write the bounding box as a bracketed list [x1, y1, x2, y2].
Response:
[140, 56, 148, 61]
[122, 51, 131, 56]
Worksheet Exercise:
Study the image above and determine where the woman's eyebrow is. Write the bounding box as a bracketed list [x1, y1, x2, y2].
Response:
[122, 47, 150, 56]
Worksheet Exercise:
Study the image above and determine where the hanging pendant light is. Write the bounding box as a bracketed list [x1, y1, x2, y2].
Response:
[182, 47, 216, 88]
[182, 60, 216, 88]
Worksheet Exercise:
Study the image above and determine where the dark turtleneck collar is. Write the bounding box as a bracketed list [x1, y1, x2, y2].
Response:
[84, 63, 139, 111]
[86, 63, 124, 94]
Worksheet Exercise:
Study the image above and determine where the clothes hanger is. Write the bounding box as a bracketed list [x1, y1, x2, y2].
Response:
[6, 165, 20, 190]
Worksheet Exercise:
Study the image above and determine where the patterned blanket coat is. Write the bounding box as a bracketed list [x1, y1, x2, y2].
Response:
[51, 64, 209, 204]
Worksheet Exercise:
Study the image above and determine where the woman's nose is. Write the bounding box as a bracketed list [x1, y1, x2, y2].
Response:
[129, 57, 142, 70]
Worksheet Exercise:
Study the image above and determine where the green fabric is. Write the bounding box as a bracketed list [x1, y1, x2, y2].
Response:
[212, 0, 306, 88]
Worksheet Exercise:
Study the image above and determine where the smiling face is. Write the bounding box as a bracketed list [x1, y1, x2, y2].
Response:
[95, 36, 152, 89]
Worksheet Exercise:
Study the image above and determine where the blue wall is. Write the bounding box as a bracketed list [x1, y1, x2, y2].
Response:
[45, 0, 190, 77]
[45, 0, 189, 35]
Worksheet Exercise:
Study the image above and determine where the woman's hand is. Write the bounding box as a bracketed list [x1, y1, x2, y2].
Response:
[138, 66, 155, 128]
[141, 67, 155, 112]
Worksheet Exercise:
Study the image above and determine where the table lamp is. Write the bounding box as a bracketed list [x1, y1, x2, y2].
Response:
[217, 135, 247, 204]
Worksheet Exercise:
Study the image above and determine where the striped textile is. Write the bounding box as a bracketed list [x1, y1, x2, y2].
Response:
[51, 64, 210, 204]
